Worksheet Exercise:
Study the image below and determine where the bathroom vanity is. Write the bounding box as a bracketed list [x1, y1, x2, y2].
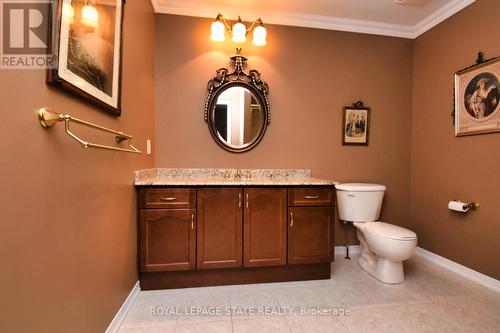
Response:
[135, 169, 336, 290]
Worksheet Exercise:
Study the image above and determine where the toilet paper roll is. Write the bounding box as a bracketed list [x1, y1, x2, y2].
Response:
[448, 201, 469, 213]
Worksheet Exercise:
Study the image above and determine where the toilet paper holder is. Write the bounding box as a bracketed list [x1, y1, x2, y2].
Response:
[453, 200, 480, 211]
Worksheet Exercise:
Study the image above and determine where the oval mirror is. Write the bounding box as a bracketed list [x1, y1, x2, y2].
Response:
[209, 85, 266, 151]
[205, 52, 270, 153]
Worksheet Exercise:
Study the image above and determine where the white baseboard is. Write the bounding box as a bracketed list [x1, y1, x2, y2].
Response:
[415, 247, 500, 293]
[334, 245, 361, 256]
[105, 281, 141, 333]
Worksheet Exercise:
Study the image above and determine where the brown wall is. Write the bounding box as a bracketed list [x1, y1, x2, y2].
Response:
[2, 2, 496, 331]
[0, 1, 156, 332]
[410, 0, 500, 279]
[155, 15, 414, 246]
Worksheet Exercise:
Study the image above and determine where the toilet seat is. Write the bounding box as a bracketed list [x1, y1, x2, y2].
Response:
[363, 221, 417, 241]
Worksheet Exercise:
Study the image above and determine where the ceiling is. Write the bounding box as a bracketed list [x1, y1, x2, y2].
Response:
[150, 0, 475, 38]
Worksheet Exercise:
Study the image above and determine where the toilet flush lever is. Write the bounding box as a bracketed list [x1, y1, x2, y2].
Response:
[347, 192, 355, 197]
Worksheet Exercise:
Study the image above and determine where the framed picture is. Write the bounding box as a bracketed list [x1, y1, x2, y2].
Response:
[47, 0, 125, 116]
[342, 102, 370, 146]
[454, 56, 500, 136]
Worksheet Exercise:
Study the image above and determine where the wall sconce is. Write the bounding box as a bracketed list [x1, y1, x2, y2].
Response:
[210, 13, 267, 46]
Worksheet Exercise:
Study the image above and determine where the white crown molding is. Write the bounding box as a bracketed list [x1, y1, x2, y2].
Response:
[150, 0, 160, 12]
[411, 0, 476, 38]
[105, 281, 140, 333]
[151, 0, 475, 39]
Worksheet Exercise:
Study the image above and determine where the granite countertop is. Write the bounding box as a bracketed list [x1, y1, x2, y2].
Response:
[134, 168, 337, 186]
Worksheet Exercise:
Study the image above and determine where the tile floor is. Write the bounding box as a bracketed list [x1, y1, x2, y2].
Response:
[118, 254, 500, 332]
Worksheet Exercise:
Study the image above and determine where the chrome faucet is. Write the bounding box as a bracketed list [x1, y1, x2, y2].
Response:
[235, 169, 242, 179]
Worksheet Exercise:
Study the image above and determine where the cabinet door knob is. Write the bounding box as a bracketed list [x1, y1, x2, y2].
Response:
[238, 193, 242, 208]
[245, 193, 249, 208]
[191, 213, 194, 230]
[160, 197, 177, 201]
[290, 212, 294, 227]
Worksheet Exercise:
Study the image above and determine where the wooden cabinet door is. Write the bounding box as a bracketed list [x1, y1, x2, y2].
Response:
[197, 188, 243, 269]
[288, 207, 334, 264]
[139, 209, 196, 272]
[244, 188, 287, 267]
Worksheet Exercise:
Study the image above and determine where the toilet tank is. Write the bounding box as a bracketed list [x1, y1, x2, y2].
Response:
[335, 183, 386, 222]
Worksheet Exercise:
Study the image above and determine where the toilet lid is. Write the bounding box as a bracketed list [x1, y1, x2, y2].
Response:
[335, 183, 386, 191]
[363, 222, 417, 240]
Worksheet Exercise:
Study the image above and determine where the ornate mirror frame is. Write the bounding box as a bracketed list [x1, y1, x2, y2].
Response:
[205, 49, 270, 153]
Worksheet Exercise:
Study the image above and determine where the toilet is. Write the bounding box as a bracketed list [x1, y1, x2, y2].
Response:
[335, 183, 417, 284]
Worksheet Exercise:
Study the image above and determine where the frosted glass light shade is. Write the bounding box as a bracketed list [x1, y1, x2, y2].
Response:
[232, 22, 247, 43]
[81, 4, 99, 28]
[252, 25, 267, 46]
[62, 2, 74, 22]
[210, 20, 225, 42]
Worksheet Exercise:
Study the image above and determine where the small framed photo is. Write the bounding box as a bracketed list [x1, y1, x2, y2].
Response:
[342, 103, 370, 146]
[454, 56, 500, 136]
[47, 0, 124, 116]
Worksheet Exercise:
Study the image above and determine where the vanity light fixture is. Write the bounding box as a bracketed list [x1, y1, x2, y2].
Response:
[210, 14, 226, 41]
[210, 13, 267, 46]
[81, 0, 99, 28]
[62, 1, 99, 28]
[252, 21, 267, 46]
[231, 17, 247, 43]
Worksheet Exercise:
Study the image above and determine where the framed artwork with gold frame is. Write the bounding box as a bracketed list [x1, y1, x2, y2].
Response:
[454, 55, 500, 136]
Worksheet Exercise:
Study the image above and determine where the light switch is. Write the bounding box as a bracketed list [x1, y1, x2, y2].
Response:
[146, 139, 152, 155]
